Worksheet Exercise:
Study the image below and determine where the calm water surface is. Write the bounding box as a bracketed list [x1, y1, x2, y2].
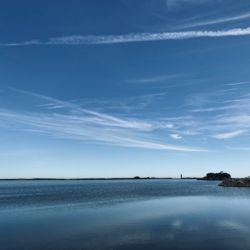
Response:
[0, 179, 250, 250]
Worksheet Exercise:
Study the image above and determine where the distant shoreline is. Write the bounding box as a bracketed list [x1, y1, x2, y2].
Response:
[0, 177, 198, 181]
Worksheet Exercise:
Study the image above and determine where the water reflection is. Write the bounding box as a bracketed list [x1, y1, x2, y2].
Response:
[0, 181, 250, 250]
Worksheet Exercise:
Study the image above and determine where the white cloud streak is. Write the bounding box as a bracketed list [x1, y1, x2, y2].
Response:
[1, 27, 250, 46]
[4, 86, 250, 149]
[170, 134, 182, 140]
[166, 0, 209, 9]
[212, 130, 245, 139]
[0, 90, 206, 152]
[0, 109, 205, 152]
[178, 12, 250, 29]
[226, 81, 250, 86]
[227, 146, 250, 151]
[126, 74, 191, 84]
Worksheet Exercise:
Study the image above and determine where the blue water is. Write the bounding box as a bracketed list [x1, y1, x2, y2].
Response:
[1, 179, 250, 250]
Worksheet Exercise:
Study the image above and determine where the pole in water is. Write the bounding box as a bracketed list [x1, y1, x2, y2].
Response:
[180, 174, 183, 179]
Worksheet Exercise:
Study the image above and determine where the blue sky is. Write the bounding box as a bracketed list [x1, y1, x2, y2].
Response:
[1, 0, 250, 178]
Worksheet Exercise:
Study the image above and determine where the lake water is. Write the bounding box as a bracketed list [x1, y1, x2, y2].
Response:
[1, 179, 250, 250]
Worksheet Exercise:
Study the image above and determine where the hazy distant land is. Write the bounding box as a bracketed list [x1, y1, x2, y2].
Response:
[1, 172, 250, 187]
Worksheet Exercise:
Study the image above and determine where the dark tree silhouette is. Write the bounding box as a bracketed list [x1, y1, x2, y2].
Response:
[204, 171, 231, 180]
[134, 176, 140, 179]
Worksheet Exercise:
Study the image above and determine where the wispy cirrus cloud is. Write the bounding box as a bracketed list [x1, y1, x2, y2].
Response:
[3, 85, 250, 151]
[0, 89, 206, 152]
[126, 74, 191, 84]
[227, 146, 250, 151]
[211, 130, 245, 139]
[1, 27, 250, 46]
[225, 81, 250, 86]
[170, 134, 182, 140]
[216, 114, 250, 128]
[191, 95, 250, 113]
[166, 0, 209, 10]
[65, 92, 167, 115]
[182, 84, 250, 140]
[177, 12, 250, 29]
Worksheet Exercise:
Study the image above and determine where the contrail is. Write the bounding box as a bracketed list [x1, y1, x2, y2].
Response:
[1, 27, 250, 46]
